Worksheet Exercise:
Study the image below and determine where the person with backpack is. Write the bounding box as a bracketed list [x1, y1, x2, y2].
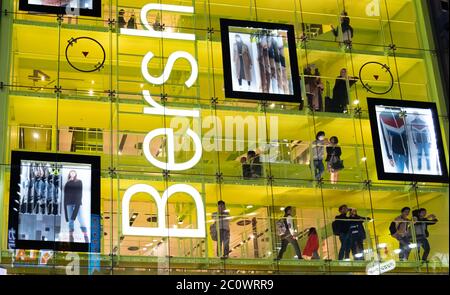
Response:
[348, 208, 370, 260]
[391, 207, 412, 261]
[333, 204, 351, 260]
[303, 227, 320, 259]
[412, 208, 438, 262]
[275, 206, 303, 260]
[212, 200, 230, 258]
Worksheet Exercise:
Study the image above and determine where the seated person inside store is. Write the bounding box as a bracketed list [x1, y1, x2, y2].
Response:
[241, 156, 251, 179]
[242, 150, 263, 178]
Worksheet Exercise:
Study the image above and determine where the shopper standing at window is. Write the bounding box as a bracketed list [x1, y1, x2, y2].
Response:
[326, 136, 343, 184]
[212, 201, 230, 258]
[64, 170, 89, 243]
[311, 131, 327, 181]
[331, 11, 354, 49]
[392, 207, 412, 261]
[276, 206, 303, 260]
[413, 208, 438, 262]
[332, 68, 358, 113]
[335, 204, 351, 260]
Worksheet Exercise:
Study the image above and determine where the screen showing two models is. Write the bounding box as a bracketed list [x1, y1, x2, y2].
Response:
[227, 26, 293, 96]
[375, 106, 443, 176]
[17, 160, 92, 244]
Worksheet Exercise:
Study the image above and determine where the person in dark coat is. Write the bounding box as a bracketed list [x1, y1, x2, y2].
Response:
[64, 170, 88, 243]
[241, 157, 251, 179]
[118, 9, 127, 29]
[247, 150, 263, 178]
[332, 68, 358, 113]
[325, 136, 342, 184]
[335, 204, 351, 260]
[331, 11, 354, 49]
[348, 208, 371, 260]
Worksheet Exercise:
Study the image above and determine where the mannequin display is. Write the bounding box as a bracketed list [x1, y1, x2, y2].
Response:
[64, 170, 89, 243]
[40, 167, 50, 215]
[26, 163, 36, 214]
[233, 34, 253, 90]
[33, 165, 46, 215]
[19, 164, 31, 214]
[47, 167, 61, 215]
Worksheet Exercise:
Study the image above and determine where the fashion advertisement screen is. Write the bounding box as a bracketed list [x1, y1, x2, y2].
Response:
[19, 0, 101, 16]
[367, 98, 448, 182]
[220, 19, 301, 103]
[8, 151, 101, 252]
[27, 0, 93, 8]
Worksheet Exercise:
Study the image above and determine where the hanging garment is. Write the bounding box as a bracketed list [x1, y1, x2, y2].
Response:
[233, 41, 253, 83]
[257, 41, 267, 92]
[261, 36, 272, 93]
[272, 39, 283, 94]
[279, 49, 289, 94]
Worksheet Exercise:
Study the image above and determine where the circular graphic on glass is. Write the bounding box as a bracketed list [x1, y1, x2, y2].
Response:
[65, 37, 105, 73]
[358, 61, 394, 95]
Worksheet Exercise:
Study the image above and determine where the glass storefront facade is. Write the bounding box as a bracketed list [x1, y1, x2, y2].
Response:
[0, 0, 448, 275]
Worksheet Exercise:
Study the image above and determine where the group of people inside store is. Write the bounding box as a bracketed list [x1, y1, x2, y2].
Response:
[241, 150, 263, 179]
[239, 132, 344, 183]
[391, 206, 438, 262]
[312, 131, 344, 184]
[211, 201, 438, 262]
[304, 66, 358, 114]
